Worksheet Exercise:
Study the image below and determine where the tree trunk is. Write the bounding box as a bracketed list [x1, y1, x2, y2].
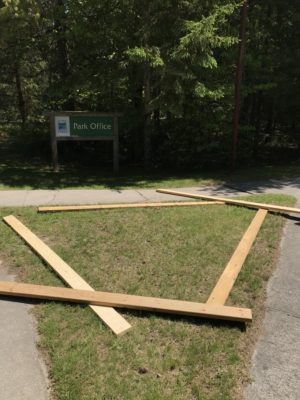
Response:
[252, 91, 262, 159]
[131, 73, 143, 163]
[14, 62, 27, 126]
[144, 66, 152, 167]
[54, 0, 74, 110]
[231, 0, 248, 169]
[266, 99, 275, 136]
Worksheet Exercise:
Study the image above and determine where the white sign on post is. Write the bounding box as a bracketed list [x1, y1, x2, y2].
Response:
[55, 116, 70, 137]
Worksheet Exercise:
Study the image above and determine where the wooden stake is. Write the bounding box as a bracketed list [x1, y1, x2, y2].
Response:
[50, 112, 59, 172]
[38, 201, 224, 213]
[0, 280, 252, 322]
[207, 209, 268, 305]
[3, 215, 131, 335]
[156, 189, 300, 214]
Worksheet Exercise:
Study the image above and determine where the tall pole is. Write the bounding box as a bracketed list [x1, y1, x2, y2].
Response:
[231, 0, 248, 169]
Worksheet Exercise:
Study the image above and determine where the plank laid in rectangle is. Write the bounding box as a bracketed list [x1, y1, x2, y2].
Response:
[207, 209, 268, 305]
[156, 188, 300, 215]
[0, 280, 252, 322]
[3, 215, 131, 335]
[38, 201, 224, 213]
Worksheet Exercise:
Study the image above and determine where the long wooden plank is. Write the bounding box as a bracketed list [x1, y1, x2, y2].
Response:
[0, 280, 252, 322]
[3, 215, 131, 335]
[207, 209, 268, 305]
[156, 189, 300, 214]
[38, 201, 224, 213]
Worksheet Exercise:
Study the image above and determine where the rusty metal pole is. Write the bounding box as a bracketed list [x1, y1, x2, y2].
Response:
[231, 0, 248, 169]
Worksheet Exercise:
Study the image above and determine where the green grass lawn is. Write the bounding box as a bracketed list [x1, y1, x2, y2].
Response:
[0, 133, 299, 191]
[0, 159, 300, 190]
[0, 160, 223, 190]
[0, 194, 295, 399]
[0, 131, 299, 190]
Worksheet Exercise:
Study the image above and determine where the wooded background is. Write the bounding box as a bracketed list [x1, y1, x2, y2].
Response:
[0, 0, 299, 168]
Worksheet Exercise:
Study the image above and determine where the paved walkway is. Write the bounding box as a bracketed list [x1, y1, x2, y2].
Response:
[0, 263, 49, 400]
[245, 213, 300, 400]
[1, 178, 300, 399]
[1, 176, 300, 207]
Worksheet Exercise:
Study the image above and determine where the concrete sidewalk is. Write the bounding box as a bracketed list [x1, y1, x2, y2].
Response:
[1, 177, 300, 207]
[245, 213, 300, 400]
[0, 263, 49, 400]
[1, 179, 300, 399]
[0, 187, 226, 207]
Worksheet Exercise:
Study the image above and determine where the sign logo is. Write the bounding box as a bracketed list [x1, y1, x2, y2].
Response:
[58, 120, 67, 134]
[55, 116, 70, 137]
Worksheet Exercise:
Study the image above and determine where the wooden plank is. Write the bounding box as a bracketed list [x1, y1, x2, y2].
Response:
[3, 215, 131, 336]
[38, 201, 224, 213]
[156, 189, 300, 214]
[207, 209, 268, 305]
[0, 280, 252, 322]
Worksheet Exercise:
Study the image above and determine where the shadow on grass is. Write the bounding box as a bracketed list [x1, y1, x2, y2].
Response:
[0, 295, 247, 331]
[0, 134, 300, 190]
[0, 158, 226, 190]
[121, 308, 247, 331]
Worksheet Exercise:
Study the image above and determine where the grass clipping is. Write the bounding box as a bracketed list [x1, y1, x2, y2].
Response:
[0, 194, 294, 400]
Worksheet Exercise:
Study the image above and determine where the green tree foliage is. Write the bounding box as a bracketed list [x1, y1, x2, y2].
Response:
[0, 0, 299, 167]
[240, 0, 300, 159]
[0, 0, 43, 126]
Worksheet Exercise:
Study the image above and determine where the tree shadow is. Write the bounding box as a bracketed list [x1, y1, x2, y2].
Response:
[0, 157, 227, 190]
[0, 134, 300, 191]
[196, 177, 300, 196]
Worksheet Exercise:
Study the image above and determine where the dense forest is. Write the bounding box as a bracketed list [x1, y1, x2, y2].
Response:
[0, 0, 299, 168]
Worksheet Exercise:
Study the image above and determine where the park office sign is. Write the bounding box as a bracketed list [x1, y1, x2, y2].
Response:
[55, 115, 114, 137]
[50, 112, 120, 172]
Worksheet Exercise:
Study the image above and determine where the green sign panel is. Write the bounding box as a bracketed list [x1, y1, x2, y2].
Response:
[55, 115, 114, 137]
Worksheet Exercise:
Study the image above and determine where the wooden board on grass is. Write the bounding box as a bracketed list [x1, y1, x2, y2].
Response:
[156, 189, 300, 214]
[0, 280, 252, 322]
[38, 201, 224, 213]
[207, 209, 268, 305]
[3, 215, 131, 336]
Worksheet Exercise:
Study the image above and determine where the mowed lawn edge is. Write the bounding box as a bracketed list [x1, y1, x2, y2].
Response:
[0, 194, 295, 400]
